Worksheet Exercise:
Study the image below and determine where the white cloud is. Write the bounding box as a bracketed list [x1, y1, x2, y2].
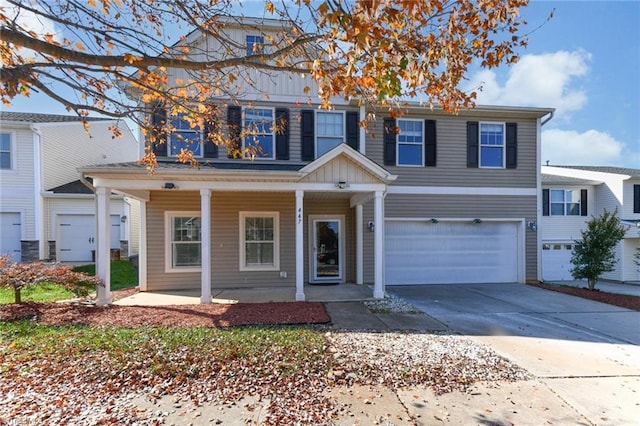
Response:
[542, 128, 624, 166]
[465, 50, 591, 118]
[0, 0, 60, 59]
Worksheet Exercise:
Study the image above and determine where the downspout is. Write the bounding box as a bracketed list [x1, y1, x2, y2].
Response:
[536, 110, 555, 282]
[30, 125, 44, 260]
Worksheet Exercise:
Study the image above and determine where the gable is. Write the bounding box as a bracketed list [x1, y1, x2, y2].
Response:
[299, 155, 384, 184]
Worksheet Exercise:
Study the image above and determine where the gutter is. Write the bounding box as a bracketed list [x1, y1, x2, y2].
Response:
[80, 172, 96, 193]
[541, 110, 554, 126]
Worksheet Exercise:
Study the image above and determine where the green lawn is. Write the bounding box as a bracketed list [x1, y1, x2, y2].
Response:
[0, 260, 138, 304]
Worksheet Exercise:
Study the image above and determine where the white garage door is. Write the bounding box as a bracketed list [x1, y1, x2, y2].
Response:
[386, 221, 520, 285]
[0, 212, 21, 261]
[58, 214, 120, 262]
[541, 242, 574, 281]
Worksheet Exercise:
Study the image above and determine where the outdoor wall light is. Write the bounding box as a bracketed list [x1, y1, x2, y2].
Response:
[473, 218, 482, 224]
[120, 215, 127, 223]
[431, 218, 439, 224]
[368, 221, 375, 232]
[336, 181, 347, 189]
[527, 221, 538, 231]
[163, 182, 176, 189]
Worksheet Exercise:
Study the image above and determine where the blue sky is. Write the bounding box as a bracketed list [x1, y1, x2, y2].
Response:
[3, 0, 639, 168]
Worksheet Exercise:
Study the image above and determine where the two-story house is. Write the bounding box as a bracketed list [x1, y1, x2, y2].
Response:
[78, 17, 554, 304]
[541, 165, 640, 283]
[0, 112, 140, 263]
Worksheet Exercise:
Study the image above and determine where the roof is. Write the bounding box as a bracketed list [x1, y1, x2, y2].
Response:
[0, 111, 112, 124]
[551, 165, 640, 178]
[541, 174, 602, 185]
[48, 179, 94, 194]
[83, 160, 306, 172]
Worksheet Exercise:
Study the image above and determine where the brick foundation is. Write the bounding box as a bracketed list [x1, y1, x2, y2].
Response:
[20, 240, 40, 262]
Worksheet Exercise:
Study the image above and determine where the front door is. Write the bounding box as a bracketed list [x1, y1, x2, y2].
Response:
[310, 216, 344, 283]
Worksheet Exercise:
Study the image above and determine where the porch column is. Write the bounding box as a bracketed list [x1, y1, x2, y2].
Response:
[355, 204, 364, 284]
[295, 190, 305, 301]
[200, 189, 212, 304]
[373, 191, 384, 299]
[95, 186, 111, 306]
[138, 200, 147, 291]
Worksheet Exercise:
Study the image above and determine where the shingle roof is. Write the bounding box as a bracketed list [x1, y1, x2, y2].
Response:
[552, 165, 640, 177]
[48, 179, 94, 194]
[0, 111, 112, 123]
[541, 174, 601, 185]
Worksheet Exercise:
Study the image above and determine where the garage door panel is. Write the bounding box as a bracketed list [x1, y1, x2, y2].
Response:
[0, 212, 21, 262]
[386, 221, 519, 285]
[58, 214, 120, 262]
[542, 243, 574, 281]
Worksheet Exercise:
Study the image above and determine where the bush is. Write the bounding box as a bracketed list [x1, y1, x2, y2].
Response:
[0, 255, 102, 304]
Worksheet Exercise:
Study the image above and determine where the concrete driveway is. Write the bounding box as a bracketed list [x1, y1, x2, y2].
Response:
[388, 283, 640, 425]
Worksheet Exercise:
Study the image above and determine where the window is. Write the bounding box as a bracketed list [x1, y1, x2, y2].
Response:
[397, 119, 423, 166]
[166, 212, 201, 271]
[243, 107, 275, 159]
[0, 133, 11, 169]
[169, 113, 202, 157]
[240, 212, 279, 271]
[550, 189, 581, 216]
[246, 35, 264, 56]
[479, 122, 505, 168]
[316, 111, 344, 157]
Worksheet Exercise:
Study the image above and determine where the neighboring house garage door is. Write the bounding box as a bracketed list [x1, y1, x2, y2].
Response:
[0, 212, 22, 262]
[58, 214, 120, 262]
[385, 220, 520, 285]
[541, 242, 574, 281]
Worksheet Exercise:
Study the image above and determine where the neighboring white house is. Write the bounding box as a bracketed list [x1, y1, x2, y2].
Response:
[0, 112, 140, 263]
[541, 165, 640, 283]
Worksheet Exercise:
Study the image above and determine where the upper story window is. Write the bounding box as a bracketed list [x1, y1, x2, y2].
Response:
[316, 111, 344, 157]
[165, 212, 201, 272]
[0, 133, 12, 169]
[479, 122, 505, 168]
[170, 113, 202, 157]
[397, 119, 424, 167]
[550, 189, 581, 216]
[243, 107, 275, 159]
[246, 35, 264, 56]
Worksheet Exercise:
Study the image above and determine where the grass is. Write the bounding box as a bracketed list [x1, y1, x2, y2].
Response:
[0, 260, 138, 304]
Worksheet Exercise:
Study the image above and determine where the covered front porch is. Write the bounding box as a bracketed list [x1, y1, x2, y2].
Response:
[82, 145, 397, 305]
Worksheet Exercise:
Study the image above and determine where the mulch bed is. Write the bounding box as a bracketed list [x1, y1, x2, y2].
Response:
[528, 282, 640, 311]
[0, 301, 331, 327]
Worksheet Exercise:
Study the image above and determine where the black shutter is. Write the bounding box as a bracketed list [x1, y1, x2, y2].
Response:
[275, 108, 289, 160]
[542, 189, 550, 216]
[346, 111, 359, 150]
[424, 119, 437, 167]
[581, 189, 588, 216]
[634, 185, 640, 213]
[227, 105, 241, 159]
[506, 122, 517, 169]
[151, 103, 167, 157]
[203, 115, 219, 159]
[300, 109, 315, 161]
[467, 121, 479, 168]
[383, 118, 397, 166]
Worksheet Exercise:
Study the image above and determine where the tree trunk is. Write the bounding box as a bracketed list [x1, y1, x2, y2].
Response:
[587, 278, 596, 291]
[14, 287, 21, 304]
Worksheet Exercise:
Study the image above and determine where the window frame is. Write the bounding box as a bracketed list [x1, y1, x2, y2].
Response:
[168, 112, 203, 158]
[479, 121, 506, 169]
[0, 132, 15, 171]
[242, 106, 276, 160]
[164, 211, 202, 273]
[549, 189, 581, 216]
[315, 110, 345, 158]
[239, 211, 280, 272]
[396, 118, 424, 167]
[246, 35, 265, 56]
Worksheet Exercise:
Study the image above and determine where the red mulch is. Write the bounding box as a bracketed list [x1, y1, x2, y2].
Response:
[528, 282, 640, 311]
[0, 301, 331, 327]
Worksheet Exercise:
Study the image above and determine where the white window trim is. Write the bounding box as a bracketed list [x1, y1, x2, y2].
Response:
[242, 106, 276, 160]
[0, 131, 16, 172]
[168, 114, 204, 158]
[479, 121, 506, 169]
[246, 34, 265, 56]
[549, 189, 581, 216]
[396, 118, 424, 167]
[315, 110, 345, 158]
[239, 211, 280, 272]
[164, 211, 202, 273]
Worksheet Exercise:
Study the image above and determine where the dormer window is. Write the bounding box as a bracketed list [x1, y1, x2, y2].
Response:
[246, 35, 264, 56]
[169, 113, 202, 157]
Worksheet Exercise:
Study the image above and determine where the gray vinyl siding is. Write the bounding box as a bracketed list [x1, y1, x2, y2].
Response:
[362, 194, 538, 283]
[366, 115, 539, 188]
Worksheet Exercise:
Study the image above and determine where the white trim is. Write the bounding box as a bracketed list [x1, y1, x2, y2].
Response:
[295, 191, 305, 301]
[95, 187, 111, 306]
[479, 121, 506, 169]
[355, 204, 363, 285]
[164, 211, 202, 273]
[536, 117, 542, 281]
[309, 215, 345, 283]
[315, 110, 346, 158]
[200, 189, 212, 304]
[32, 128, 44, 259]
[139, 201, 148, 291]
[396, 118, 424, 167]
[242, 106, 276, 160]
[387, 186, 537, 196]
[239, 211, 280, 272]
[0, 130, 16, 173]
[373, 191, 384, 298]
